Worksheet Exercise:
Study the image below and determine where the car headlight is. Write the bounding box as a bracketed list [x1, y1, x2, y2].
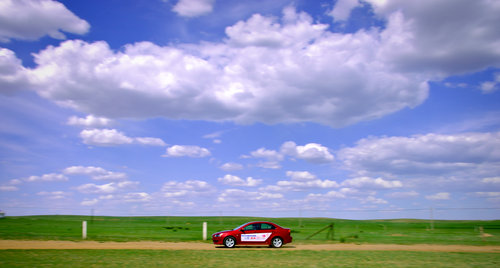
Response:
[213, 234, 221, 237]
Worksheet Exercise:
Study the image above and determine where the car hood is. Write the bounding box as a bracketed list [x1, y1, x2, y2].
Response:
[213, 230, 232, 235]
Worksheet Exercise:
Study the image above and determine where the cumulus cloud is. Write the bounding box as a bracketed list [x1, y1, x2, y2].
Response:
[63, 166, 127, 181]
[328, 0, 361, 21]
[262, 170, 340, 191]
[67, 115, 112, 128]
[25, 173, 68, 182]
[1, 1, 498, 127]
[482, 177, 500, 184]
[366, 0, 500, 75]
[163, 145, 211, 157]
[281, 141, 334, 163]
[338, 132, 500, 184]
[217, 189, 283, 203]
[76, 181, 138, 194]
[80, 198, 98, 206]
[172, 0, 215, 17]
[80, 129, 166, 146]
[37, 191, 71, 199]
[219, 162, 244, 171]
[80, 129, 133, 146]
[161, 179, 214, 197]
[246, 141, 334, 169]
[341, 176, 403, 189]
[0, 0, 90, 42]
[386, 191, 419, 199]
[426, 192, 450, 200]
[218, 174, 262, 187]
[480, 73, 500, 94]
[123, 192, 151, 203]
[285, 171, 317, 181]
[0, 48, 31, 95]
[0, 185, 18, 191]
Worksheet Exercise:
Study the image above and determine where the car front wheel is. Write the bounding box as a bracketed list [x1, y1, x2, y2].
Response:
[271, 237, 283, 248]
[223, 236, 236, 248]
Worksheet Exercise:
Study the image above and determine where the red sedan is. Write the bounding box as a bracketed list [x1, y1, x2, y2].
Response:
[212, 221, 292, 248]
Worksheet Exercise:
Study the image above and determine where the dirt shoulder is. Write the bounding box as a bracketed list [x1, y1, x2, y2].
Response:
[1, 240, 499, 252]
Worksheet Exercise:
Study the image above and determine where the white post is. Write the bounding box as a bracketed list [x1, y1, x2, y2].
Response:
[82, 221, 87, 239]
[202, 222, 207, 240]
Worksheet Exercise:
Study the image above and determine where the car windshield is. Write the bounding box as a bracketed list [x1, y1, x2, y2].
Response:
[233, 222, 250, 230]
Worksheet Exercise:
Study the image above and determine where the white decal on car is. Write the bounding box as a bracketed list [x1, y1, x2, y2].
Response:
[241, 233, 272, 242]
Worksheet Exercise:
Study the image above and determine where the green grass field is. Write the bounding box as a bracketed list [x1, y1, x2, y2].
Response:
[1, 215, 499, 245]
[1, 249, 499, 267]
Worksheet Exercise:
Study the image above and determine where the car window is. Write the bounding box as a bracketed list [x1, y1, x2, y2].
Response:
[243, 223, 260, 231]
[261, 223, 275, 230]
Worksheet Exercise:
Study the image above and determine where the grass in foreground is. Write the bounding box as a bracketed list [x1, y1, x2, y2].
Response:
[1, 215, 499, 245]
[1, 249, 499, 268]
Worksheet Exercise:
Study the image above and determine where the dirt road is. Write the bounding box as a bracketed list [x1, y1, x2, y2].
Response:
[1, 240, 499, 252]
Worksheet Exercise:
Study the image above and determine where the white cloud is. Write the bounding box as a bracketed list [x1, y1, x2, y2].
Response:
[9, 179, 22, 185]
[0, 0, 89, 42]
[163, 145, 211, 157]
[81, 198, 99, 206]
[367, 0, 500, 75]
[276, 179, 340, 190]
[247, 141, 334, 169]
[2, 2, 498, 127]
[480, 73, 500, 94]
[80, 129, 133, 146]
[264, 171, 340, 191]
[328, 0, 361, 21]
[338, 132, 500, 185]
[286, 171, 317, 181]
[473, 192, 500, 198]
[362, 196, 388, 204]
[123, 192, 151, 203]
[134, 137, 167, 146]
[37, 191, 71, 199]
[341, 177, 403, 189]
[250, 148, 283, 161]
[63, 166, 127, 181]
[217, 189, 283, 203]
[386, 191, 419, 199]
[426, 192, 450, 200]
[0, 185, 18, 191]
[220, 162, 244, 171]
[80, 129, 166, 146]
[281, 142, 334, 163]
[25, 173, 68, 182]
[0, 48, 30, 94]
[218, 174, 262, 187]
[482, 177, 500, 184]
[76, 181, 138, 194]
[172, 0, 215, 17]
[161, 180, 214, 197]
[67, 115, 112, 128]
[17, 8, 426, 128]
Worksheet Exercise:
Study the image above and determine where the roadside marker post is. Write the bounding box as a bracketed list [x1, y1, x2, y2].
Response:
[203, 222, 207, 240]
[82, 221, 87, 239]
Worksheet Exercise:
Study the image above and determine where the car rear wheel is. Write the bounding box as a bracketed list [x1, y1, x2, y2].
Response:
[271, 237, 283, 248]
[223, 236, 236, 248]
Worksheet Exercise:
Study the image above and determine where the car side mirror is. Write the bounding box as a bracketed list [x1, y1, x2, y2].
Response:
[240, 229, 245, 232]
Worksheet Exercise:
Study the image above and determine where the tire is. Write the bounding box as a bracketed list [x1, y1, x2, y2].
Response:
[223, 236, 236, 248]
[271, 237, 283, 248]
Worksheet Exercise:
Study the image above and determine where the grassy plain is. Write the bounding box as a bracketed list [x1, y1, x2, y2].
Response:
[0, 215, 499, 245]
[1, 249, 499, 267]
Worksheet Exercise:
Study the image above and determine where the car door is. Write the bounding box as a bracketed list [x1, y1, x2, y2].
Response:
[240, 223, 274, 244]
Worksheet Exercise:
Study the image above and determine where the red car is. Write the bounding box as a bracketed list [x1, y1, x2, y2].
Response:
[212, 221, 292, 248]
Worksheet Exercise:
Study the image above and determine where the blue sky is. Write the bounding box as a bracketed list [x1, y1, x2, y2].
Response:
[1, 0, 500, 219]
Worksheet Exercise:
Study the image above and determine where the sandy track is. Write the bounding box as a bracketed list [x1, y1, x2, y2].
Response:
[1, 240, 499, 252]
